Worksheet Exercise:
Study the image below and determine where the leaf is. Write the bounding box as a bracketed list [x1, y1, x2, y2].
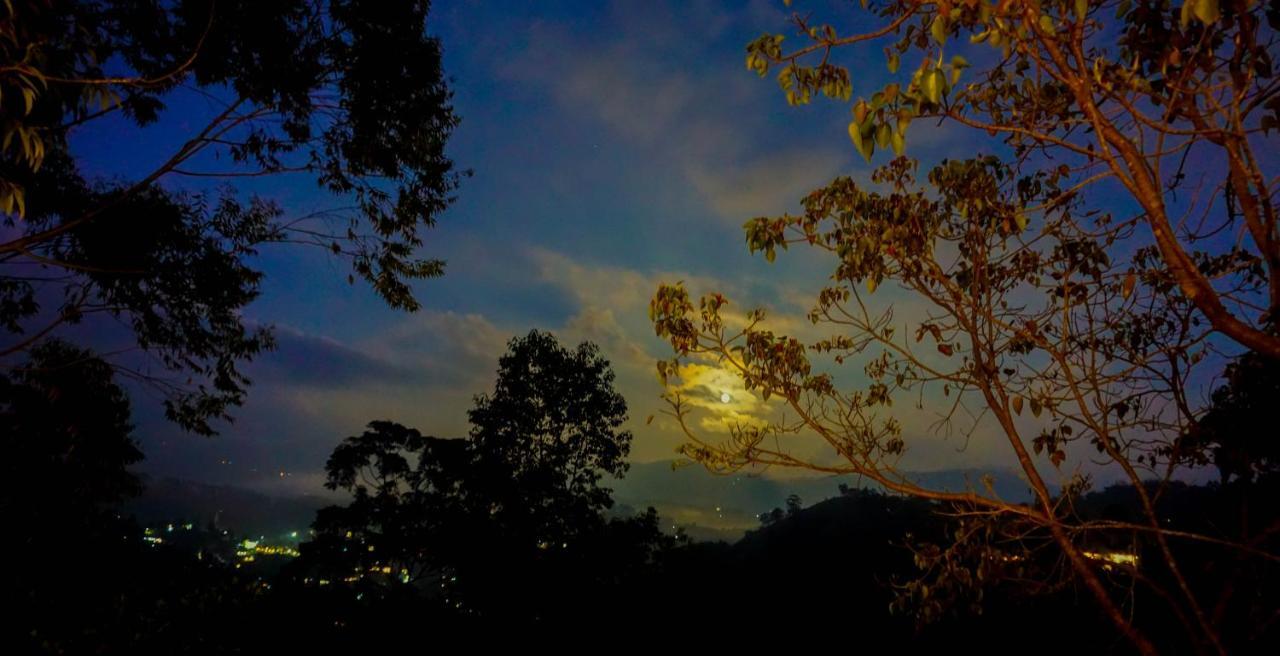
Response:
[1012, 396, 1024, 416]
[930, 16, 948, 45]
[937, 343, 954, 357]
[646, 415, 654, 425]
[949, 55, 969, 86]
[896, 109, 913, 135]
[867, 277, 878, 294]
[1075, 0, 1088, 23]
[849, 120, 872, 162]
[854, 99, 869, 124]
[890, 129, 905, 156]
[922, 69, 943, 104]
[1121, 271, 1136, 300]
[887, 53, 900, 74]
[875, 122, 892, 149]
[1013, 211, 1028, 232]
[1192, 0, 1219, 25]
[1030, 398, 1042, 418]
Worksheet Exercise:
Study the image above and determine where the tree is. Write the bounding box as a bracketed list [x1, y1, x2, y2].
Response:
[467, 329, 633, 541]
[1, 340, 146, 652]
[743, 0, 1279, 359]
[1184, 349, 1280, 483]
[0, 339, 142, 532]
[300, 331, 665, 623]
[650, 2, 1280, 649]
[0, 0, 462, 432]
[303, 421, 472, 594]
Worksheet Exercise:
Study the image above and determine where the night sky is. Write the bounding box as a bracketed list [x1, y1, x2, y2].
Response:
[70, 0, 1032, 497]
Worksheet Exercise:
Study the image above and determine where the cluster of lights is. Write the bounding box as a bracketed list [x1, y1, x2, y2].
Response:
[233, 539, 301, 566]
[1083, 550, 1139, 568]
[141, 524, 193, 547]
[302, 564, 413, 587]
[253, 544, 301, 557]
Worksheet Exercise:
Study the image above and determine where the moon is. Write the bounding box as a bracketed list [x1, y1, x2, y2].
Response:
[720, 392, 732, 404]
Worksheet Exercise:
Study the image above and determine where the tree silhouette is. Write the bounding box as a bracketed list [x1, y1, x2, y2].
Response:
[468, 330, 632, 546]
[1, 0, 462, 432]
[1, 339, 142, 530]
[1184, 350, 1280, 484]
[1, 340, 149, 653]
[299, 330, 664, 625]
[304, 421, 470, 594]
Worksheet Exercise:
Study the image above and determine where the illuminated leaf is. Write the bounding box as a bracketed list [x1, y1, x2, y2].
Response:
[930, 16, 948, 45]
[849, 120, 872, 162]
[923, 69, 943, 104]
[891, 129, 905, 156]
[875, 122, 892, 149]
[1014, 211, 1028, 232]
[1192, 0, 1219, 25]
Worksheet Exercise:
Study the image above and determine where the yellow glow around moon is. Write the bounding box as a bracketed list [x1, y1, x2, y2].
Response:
[666, 362, 770, 433]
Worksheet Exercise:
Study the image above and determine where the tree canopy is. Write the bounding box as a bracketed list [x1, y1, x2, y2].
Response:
[744, 0, 1279, 359]
[299, 331, 663, 622]
[651, 2, 1280, 654]
[1, 339, 142, 530]
[0, 0, 462, 432]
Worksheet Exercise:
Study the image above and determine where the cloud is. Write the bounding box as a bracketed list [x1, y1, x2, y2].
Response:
[497, 1, 851, 224]
[687, 148, 849, 220]
[563, 306, 650, 370]
[252, 325, 428, 389]
[529, 246, 729, 314]
[371, 311, 513, 390]
[667, 360, 774, 433]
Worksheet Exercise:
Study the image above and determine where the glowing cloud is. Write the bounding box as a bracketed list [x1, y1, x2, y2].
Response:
[668, 361, 773, 433]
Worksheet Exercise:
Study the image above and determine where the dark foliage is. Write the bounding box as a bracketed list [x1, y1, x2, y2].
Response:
[1, 339, 142, 529]
[1183, 350, 1280, 483]
[1, 0, 461, 432]
[294, 331, 667, 624]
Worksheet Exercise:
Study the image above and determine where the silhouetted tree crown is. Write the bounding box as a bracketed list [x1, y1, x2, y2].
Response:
[469, 330, 632, 538]
[0, 339, 142, 527]
[1, 0, 462, 432]
[301, 330, 658, 620]
[1185, 350, 1280, 483]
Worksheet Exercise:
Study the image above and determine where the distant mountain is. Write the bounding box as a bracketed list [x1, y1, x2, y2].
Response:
[126, 476, 334, 539]
[610, 460, 1032, 541]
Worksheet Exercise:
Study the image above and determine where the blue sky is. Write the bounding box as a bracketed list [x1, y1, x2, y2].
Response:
[67, 0, 1037, 496]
